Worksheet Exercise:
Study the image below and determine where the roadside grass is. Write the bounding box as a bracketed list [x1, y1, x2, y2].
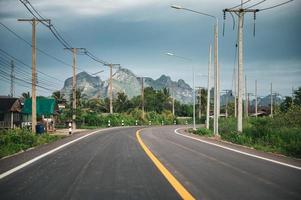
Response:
[0, 129, 65, 159]
[192, 114, 301, 158]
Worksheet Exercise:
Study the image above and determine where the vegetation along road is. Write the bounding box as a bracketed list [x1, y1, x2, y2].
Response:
[0, 126, 300, 200]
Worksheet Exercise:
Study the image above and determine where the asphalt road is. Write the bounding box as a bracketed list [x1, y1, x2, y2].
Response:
[0, 126, 300, 200]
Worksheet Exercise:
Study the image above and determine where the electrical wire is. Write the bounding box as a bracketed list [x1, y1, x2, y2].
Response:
[246, 0, 266, 9]
[229, 0, 253, 9]
[258, 0, 294, 11]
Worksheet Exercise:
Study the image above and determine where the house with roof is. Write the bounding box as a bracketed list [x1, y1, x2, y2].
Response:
[0, 96, 22, 129]
[22, 96, 59, 132]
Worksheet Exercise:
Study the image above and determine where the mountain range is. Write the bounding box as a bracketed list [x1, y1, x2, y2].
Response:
[61, 67, 193, 104]
[61, 67, 284, 106]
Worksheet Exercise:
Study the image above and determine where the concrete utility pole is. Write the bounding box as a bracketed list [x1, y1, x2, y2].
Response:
[18, 18, 50, 133]
[10, 60, 15, 97]
[172, 85, 175, 117]
[104, 63, 120, 114]
[206, 44, 212, 129]
[193, 69, 196, 130]
[213, 22, 220, 136]
[223, 0, 293, 131]
[270, 82, 273, 118]
[71, 48, 77, 130]
[109, 64, 113, 114]
[223, 90, 232, 118]
[245, 76, 248, 118]
[65, 48, 85, 131]
[255, 80, 258, 117]
[141, 77, 145, 119]
[223, 7, 255, 132]
[170, 5, 219, 135]
[196, 87, 204, 119]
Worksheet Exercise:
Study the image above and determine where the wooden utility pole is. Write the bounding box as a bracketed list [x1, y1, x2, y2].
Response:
[10, 60, 15, 97]
[18, 18, 50, 133]
[141, 77, 145, 119]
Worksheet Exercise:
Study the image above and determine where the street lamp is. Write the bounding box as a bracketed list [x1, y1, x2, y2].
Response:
[165, 52, 196, 130]
[171, 5, 220, 136]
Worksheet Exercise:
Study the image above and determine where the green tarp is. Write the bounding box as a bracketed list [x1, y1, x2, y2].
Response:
[22, 97, 57, 117]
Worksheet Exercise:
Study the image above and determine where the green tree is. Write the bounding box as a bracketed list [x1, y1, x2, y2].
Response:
[114, 92, 131, 113]
[52, 90, 65, 104]
[280, 96, 293, 112]
[293, 87, 301, 106]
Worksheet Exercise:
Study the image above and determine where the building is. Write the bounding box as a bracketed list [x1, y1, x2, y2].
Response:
[0, 96, 22, 129]
[22, 96, 59, 132]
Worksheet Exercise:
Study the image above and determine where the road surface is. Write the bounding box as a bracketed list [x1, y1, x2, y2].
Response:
[0, 126, 300, 200]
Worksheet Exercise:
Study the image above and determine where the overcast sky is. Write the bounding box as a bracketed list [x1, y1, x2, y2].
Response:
[0, 0, 300, 97]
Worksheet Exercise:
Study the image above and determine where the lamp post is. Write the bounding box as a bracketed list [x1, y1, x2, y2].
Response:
[165, 52, 196, 130]
[171, 5, 219, 136]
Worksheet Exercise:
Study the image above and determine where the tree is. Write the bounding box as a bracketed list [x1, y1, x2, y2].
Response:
[280, 96, 293, 112]
[293, 87, 301, 106]
[114, 92, 131, 113]
[52, 90, 65, 104]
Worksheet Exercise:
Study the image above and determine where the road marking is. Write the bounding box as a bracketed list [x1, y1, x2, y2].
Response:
[174, 128, 301, 171]
[136, 129, 195, 200]
[0, 127, 123, 179]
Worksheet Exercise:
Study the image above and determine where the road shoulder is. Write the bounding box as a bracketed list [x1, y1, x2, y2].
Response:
[0, 128, 104, 175]
[176, 127, 301, 169]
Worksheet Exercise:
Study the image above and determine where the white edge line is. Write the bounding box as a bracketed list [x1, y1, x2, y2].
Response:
[0, 127, 122, 179]
[174, 128, 301, 171]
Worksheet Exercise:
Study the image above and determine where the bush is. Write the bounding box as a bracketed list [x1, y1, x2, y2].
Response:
[215, 113, 301, 158]
[194, 127, 213, 136]
[0, 129, 62, 158]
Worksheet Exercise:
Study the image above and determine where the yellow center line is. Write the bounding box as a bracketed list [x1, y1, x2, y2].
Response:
[136, 129, 195, 200]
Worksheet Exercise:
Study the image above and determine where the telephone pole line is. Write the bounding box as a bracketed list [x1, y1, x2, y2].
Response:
[223, 0, 293, 132]
[10, 60, 15, 97]
[18, 18, 50, 133]
[223, 7, 258, 132]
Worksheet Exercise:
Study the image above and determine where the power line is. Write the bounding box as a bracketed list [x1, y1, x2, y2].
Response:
[0, 69, 55, 92]
[246, 0, 266, 9]
[258, 0, 294, 11]
[0, 48, 64, 83]
[19, 0, 112, 70]
[0, 21, 74, 69]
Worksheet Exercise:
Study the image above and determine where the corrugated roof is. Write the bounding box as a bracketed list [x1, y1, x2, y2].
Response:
[0, 97, 19, 113]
